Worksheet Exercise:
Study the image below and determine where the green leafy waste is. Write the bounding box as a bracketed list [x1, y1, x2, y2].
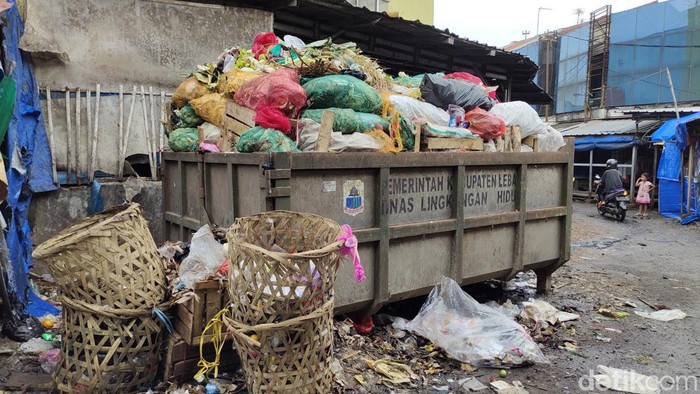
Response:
[236, 127, 300, 153]
[302, 75, 382, 114]
[302, 108, 389, 134]
[168, 128, 199, 152]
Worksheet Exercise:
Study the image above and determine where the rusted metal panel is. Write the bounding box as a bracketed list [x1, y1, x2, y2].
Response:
[161, 139, 575, 312]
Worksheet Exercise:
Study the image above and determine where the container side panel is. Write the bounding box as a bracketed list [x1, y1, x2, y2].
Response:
[206, 163, 236, 229]
[388, 234, 452, 295]
[289, 170, 377, 230]
[463, 167, 518, 218]
[386, 168, 453, 225]
[524, 219, 562, 264]
[526, 165, 564, 209]
[334, 243, 376, 309]
[462, 225, 516, 277]
[237, 166, 264, 217]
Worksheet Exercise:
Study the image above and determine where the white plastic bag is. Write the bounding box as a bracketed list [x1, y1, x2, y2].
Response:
[389, 95, 449, 126]
[393, 277, 549, 366]
[297, 119, 381, 152]
[197, 122, 222, 144]
[537, 126, 566, 152]
[488, 101, 547, 138]
[178, 224, 226, 289]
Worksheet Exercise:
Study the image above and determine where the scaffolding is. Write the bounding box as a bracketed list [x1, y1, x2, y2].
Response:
[585, 5, 612, 117]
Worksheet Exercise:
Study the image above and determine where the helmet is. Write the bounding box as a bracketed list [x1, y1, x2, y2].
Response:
[606, 159, 618, 169]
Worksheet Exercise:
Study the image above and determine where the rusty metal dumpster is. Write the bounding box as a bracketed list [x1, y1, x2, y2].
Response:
[162, 139, 574, 313]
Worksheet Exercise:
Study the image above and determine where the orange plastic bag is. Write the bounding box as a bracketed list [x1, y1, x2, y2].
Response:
[464, 108, 505, 140]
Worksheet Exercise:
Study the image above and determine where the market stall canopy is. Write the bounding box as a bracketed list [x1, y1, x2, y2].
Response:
[650, 112, 700, 143]
[560, 119, 661, 151]
[218, 0, 551, 104]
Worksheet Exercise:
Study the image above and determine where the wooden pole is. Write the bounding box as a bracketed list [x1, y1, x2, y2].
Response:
[75, 88, 81, 184]
[65, 89, 72, 184]
[652, 144, 659, 209]
[160, 90, 166, 156]
[118, 85, 124, 178]
[687, 136, 694, 215]
[149, 86, 158, 179]
[46, 87, 58, 185]
[630, 144, 638, 203]
[588, 149, 594, 198]
[89, 84, 100, 183]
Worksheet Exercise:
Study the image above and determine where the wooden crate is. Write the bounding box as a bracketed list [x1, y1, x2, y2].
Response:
[174, 280, 229, 345]
[162, 332, 239, 383]
[222, 101, 256, 151]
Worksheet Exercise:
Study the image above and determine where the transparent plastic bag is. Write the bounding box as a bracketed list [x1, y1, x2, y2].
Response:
[178, 225, 226, 289]
[393, 277, 549, 367]
[389, 95, 449, 126]
[537, 125, 566, 152]
[488, 101, 547, 138]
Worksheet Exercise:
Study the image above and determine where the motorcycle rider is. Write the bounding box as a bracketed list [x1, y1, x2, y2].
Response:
[597, 158, 624, 205]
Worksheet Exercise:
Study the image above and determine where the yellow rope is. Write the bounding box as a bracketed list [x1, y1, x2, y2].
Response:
[194, 308, 230, 381]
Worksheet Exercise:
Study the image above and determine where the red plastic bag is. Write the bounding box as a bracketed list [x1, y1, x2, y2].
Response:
[255, 106, 292, 135]
[464, 108, 505, 140]
[252, 32, 278, 59]
[445, 72, 498, 100]
[234, 68, 307, 118]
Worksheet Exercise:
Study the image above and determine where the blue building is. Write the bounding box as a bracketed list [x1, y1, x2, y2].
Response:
[505, 0, 700, 212]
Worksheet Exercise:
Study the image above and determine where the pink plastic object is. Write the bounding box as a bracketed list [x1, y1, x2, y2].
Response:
[337, 224, 365, 282]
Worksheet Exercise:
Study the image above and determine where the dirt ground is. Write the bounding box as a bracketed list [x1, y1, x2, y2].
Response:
[1, 201, 699, 393]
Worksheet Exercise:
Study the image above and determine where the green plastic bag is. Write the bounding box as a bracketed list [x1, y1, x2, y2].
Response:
[303, 75, 382, 114]
[175, 104, 204, 129]
[392, 72, 444, 88]
[168, 128, 199, 152]
[0, 77, 16, 150]
[302, 108, 389, 134]
[399, 116, 415, 151]
[236, 127, 300, 153]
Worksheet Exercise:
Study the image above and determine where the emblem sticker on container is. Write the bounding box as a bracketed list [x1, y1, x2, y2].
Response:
[343, 180, 365, 216]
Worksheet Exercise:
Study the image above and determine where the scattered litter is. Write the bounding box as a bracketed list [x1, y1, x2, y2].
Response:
[365, 358, 414, 385]
[634, 309, 686, 322]
[459, 377, 488, 391]
[393, 277, 549, 367]
[490, 380, 529, 394]
[354, 374, 367, 386]
[432, 385, 449, 391]
[624, 301, 638, 308]
[520, 299, 579, 326]
[595, 335, 611, 343]
[461, 363, 477, 373]
[605, 327, 623, 333]
[18, 337, 54, 354]
[594, 365, 660, 394]
[38, 348, 61, 374]
[598, 308, 630, 319]
[630, 355, 655, 365]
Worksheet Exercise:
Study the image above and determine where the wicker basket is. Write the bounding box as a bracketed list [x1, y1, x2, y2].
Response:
[32, 203, 166, 310]
[225, 300, 335, 394]
[56, 301, 162, 394]
[226, 211, 343, 326]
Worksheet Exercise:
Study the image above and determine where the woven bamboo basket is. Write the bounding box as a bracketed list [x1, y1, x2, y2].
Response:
[224, 300, 335, 394]
[226, 211, 343, 326]
[55, 301, 162, 394]
[32, 203, 166, 310]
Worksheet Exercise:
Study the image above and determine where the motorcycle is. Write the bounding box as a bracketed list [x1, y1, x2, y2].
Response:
[595, 180, 629, 221]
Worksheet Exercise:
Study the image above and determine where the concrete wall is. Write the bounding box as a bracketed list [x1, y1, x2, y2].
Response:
[29, 180, 165, 247]
[23, 0, 273, 175]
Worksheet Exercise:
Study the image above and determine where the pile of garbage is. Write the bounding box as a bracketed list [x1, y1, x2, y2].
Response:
[167, 32, 564, 154]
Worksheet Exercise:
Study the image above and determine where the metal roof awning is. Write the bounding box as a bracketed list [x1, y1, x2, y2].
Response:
[218, 0, 552, 104]
[560, 119, 661, 137]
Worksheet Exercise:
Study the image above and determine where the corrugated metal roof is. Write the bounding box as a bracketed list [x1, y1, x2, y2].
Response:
[560, 119, 661, 137]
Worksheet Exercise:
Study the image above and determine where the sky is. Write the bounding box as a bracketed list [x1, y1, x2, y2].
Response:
[434, 0, 656, 48]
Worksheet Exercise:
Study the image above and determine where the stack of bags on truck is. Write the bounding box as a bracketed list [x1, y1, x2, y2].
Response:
[166, 31, 564, 154]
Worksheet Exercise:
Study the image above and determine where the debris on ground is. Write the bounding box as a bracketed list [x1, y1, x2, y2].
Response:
[597, 307, 630, 319]
[634, 309, 686, 322]
[593, 365, 661, 394]
[490, 380, 529, 394]
[365, 358, 415, 385]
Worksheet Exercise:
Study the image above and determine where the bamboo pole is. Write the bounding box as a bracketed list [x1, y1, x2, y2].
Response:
[118, 85, 124, 179]
[140, 86, 155, 180]
[86, 89, 92, 180]
[121, 86, 137, 176]
[46, 87, 58, 184]
[75, 88, 81, 184]
[65, 89, 72, 184]
[149, 86, 157, 179]
[89, 84, 100, 183]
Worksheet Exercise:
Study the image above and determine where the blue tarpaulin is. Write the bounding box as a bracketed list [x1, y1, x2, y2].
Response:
[574, 135, 640, 151]
[2, 2, 59, 316]
[650, 112, 700, 145]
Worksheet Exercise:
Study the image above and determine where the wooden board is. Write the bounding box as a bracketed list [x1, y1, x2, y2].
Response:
[174, 279, 229, 345]
[314, 110, 334, 152]
[162, 332, 239, 383]
[422, 136, 484, 151]
[522, 134, 540, 152]
[223, 100, 257, 151]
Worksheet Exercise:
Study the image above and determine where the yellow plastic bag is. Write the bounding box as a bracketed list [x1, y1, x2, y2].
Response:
[172, 77, 209, 108]
[216, 69, 263, 96]
[190, 93, 227, 128]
